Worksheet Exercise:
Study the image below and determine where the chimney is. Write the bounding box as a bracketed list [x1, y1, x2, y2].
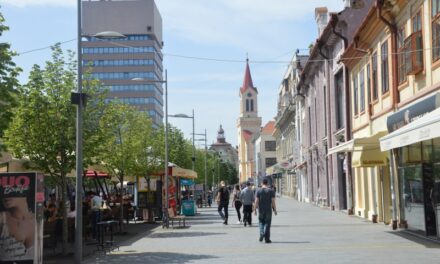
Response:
[315, 7, 328, 37]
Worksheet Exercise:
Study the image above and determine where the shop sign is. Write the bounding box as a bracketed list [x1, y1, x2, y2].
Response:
[387, 93, 440, 132]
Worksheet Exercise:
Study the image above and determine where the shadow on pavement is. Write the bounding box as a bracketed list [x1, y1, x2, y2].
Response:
[87, 252, 218, 264]
[387, 231, 440, 248]
[148, 231, 226, 239]
[270, 241, 311, 244]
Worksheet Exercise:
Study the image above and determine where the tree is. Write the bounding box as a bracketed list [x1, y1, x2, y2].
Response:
[4, 44, 108, 254]
[0, 8, 21, 151]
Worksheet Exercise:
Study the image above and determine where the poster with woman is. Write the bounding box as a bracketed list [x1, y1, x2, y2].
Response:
[0, 173, 41, 264]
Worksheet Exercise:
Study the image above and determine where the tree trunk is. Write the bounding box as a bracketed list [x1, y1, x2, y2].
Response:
[119, 174, 124, 232]
[60, 173, 69, 255]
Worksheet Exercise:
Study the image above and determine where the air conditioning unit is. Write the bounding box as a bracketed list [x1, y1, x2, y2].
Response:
[344, 0, 365, 9]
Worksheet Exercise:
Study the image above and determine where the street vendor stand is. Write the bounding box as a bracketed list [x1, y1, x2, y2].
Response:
[171, 167, 198, 216]
[144, 166, 197, 218]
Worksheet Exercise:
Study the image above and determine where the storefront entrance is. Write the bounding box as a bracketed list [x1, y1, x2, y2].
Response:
[400, 163, 440, 236]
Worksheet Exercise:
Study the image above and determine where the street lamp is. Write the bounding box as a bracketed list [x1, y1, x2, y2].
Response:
[72, 14, 127, 260]
[168, 110, 195, 171]
[194, 129, 207, 202]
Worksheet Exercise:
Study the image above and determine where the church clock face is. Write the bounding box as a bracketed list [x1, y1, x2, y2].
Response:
[247, 92, 252, 97]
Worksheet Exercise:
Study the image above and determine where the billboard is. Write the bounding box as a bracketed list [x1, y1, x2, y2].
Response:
[0, 173, 44, 264]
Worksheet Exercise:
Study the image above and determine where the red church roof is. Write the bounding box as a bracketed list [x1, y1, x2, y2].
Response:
[242, 129, 253, 141]
[240, 59, 258, 94]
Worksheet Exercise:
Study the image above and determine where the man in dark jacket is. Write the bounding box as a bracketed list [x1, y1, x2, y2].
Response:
[216, 181, 230, 225]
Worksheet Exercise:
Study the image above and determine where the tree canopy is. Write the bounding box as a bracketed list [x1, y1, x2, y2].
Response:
[0, 9, 21, 150]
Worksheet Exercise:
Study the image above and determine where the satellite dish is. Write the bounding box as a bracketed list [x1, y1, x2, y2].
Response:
[346, 0, 365, 9]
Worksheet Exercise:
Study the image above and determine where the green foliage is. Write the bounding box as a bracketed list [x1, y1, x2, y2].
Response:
[0, 9, 21, 150]
[4, 44, 107, 178]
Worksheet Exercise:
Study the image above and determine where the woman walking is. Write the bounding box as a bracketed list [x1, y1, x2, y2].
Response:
[232, 185, 242, 224]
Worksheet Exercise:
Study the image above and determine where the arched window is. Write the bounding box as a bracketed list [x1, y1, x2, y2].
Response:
[246, 99, 250, 112]
[250, 99, 254, 112]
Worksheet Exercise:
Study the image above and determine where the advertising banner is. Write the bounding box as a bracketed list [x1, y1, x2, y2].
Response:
[0, 173, 43, 264]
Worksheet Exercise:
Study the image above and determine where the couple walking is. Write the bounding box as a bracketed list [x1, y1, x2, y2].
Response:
[216, 181, 254, 226]
[216, 179, 277, 243]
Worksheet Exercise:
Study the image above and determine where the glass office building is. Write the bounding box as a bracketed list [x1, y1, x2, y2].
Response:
[82, 0, 164, 126]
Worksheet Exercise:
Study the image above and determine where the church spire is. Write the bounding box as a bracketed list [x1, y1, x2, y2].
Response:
[240, 58, 257, 94]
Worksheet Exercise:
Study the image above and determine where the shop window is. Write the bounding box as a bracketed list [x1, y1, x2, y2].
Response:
[433, 138, 440, 162]
[408, 143, 422, 163]
[400, 146, 410, 165]
[422, 140, 433, 162]
[404, 10, 424, 75]
[432, 0, 440, 62]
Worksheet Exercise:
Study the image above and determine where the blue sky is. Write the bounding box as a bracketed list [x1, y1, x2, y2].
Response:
[0, 0, 344, 147]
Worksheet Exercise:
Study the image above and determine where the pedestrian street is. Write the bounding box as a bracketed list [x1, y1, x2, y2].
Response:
[84, 197, 440, 264]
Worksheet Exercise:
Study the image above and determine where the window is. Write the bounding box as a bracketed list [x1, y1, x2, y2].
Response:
[372, 52, 378, 100]
[250, 99, 254, 111]
[265, 158, 277, 168]
[359, 69, 365, 112]
[353, 74, 359, 115]
[366, 63, 371, 104]
[398, 25, 407, 84]
[432, 0, 440, 61]
[246, 99, 250, 112]
[265, 141, 276, 151]
[335, 71, 344, 129]
[323, 86, 327, 135]
[404, 10, 424, 75]
[381, 41, 389, 94]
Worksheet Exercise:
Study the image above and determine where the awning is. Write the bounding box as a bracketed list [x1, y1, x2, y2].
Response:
[328, 132, 388, 167]
[171, 167, 197, 179]
[328, 132, 387, 154]
[352, 148, 387, 167]
[380, 107, 440, 151]
[327, 140, 355, 155]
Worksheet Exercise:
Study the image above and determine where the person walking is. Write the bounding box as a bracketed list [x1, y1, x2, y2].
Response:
[232, 185, 242, 224]
[240, 181, 255, 227]
[254, 178, 277, 243]
[216, 181, 230, 225]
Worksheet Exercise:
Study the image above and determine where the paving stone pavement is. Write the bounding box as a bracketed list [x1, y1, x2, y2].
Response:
[84, 197, 440, 264]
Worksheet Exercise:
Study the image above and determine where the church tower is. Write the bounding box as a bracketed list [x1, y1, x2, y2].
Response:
[237, 59, 262, 183]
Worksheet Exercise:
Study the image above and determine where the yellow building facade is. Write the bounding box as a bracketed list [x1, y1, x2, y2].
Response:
[343, 0, 440, 233]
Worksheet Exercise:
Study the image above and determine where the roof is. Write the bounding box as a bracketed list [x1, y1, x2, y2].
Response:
[240, 59, 258, 94]
[261, 121, 275, 134]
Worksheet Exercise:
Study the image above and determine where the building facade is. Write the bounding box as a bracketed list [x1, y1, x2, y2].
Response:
[296, 3, 372, 208]
[254, 121, 277, 187]
[237, 60, 262, 183]
[273, 52, 308, 198]
[82, 0, 164, 126]
[210, 125, 238, 169]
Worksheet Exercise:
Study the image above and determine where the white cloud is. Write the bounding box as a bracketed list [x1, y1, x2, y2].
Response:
[0, 0, 75, 8]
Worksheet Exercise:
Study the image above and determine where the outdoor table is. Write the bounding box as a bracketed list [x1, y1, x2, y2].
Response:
[96, 220, 119, 252]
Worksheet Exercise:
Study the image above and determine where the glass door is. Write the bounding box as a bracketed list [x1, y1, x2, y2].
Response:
[434, 163, 440, 237]
[421, 164, 437, 236]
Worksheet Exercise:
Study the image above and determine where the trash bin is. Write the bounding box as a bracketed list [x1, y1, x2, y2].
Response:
[181, 200, 196, 216]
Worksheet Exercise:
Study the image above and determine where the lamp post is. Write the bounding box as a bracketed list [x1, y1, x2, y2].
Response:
[73, 25, 127, 262]
[74, 1, 83, 262]
[195, 129, 207, 203]
[168, 110, 195, 171]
